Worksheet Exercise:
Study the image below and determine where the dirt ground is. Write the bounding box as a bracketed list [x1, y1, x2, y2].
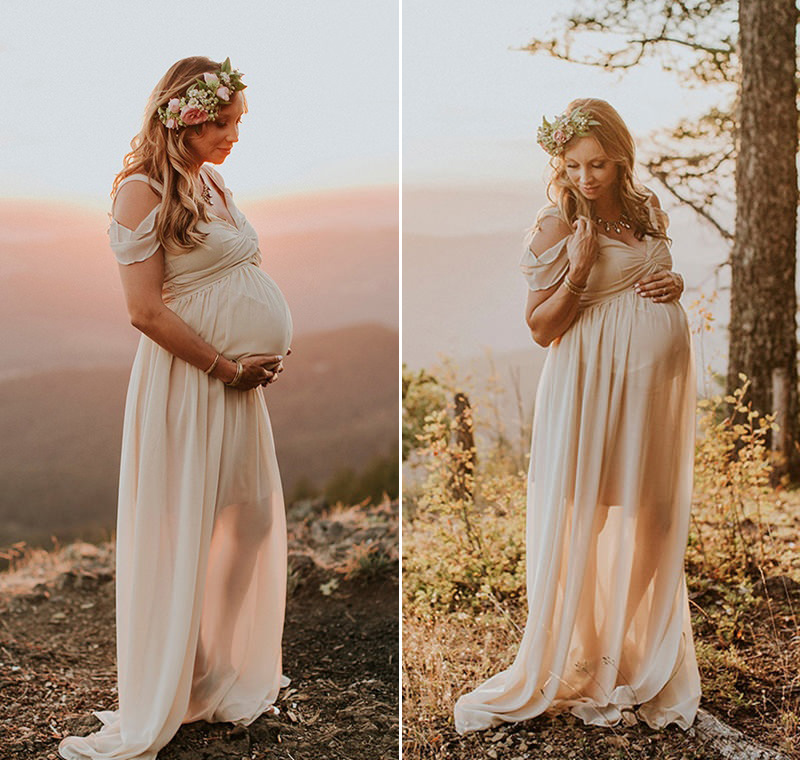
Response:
[0, 503, 398, 760]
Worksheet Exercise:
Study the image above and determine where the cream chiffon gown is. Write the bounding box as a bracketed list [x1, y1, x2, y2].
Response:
[454, 203, 701, 734]
[59, 166, 293, 760]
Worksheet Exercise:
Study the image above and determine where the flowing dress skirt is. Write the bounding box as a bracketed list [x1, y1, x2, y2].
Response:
[455, 290, 701, 733]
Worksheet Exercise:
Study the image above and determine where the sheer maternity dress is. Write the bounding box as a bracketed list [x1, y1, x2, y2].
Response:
[454, 203, 701, 733]
[59, 166, 293, 760]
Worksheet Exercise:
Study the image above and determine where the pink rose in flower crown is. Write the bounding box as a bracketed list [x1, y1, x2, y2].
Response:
[180, 105, 209, 125]
[553, 129, 568, 145]
[165, 118, 177, 129]
[216, 86, 231, 102]
[167, 98, 181, 114]
[203, 72, 220, 86]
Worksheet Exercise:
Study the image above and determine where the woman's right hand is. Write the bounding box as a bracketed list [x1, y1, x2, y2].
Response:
[565, 216, 598, 286]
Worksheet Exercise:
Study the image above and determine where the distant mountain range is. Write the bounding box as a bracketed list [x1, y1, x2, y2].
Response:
[0, 323, 397, 548]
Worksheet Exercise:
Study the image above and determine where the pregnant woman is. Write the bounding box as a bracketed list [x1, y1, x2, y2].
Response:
[59, 56, 293, 759]
[455, 99, 701, 733]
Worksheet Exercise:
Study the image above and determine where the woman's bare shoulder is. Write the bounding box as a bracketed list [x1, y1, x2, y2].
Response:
[113, 180, 161, 230]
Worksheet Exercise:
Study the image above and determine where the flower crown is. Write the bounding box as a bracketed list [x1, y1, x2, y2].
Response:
[537, 107, 600, 156]
[157, 58, 246, 130]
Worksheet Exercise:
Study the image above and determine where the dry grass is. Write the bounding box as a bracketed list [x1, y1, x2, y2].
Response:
[287, 498, 398, 581]
[403, 609, 520, 757]
[0, 539, 113, 594]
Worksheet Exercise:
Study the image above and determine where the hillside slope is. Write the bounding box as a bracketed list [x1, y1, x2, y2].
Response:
[0, 324, 398, 548]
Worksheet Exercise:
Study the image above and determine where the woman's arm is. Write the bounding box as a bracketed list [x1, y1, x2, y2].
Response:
[525, 216, 598, 347]
[114, 182, 281, 390]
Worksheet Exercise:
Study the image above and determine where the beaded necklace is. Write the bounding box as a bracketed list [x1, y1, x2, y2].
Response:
[593, 212, 631, 235]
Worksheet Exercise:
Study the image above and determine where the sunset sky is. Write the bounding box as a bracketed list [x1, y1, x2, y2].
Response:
[2, 0, 398, 206]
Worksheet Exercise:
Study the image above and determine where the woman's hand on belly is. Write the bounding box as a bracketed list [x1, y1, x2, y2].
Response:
[257, 353, 286, 386]
[213, 353, 286, 390]
[634, 270, 684, 303]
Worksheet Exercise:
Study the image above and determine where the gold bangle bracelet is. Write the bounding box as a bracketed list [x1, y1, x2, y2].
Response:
[204, 352, 221, 375]
[562, 274, 586, 296]
[225, 360, 244, 387]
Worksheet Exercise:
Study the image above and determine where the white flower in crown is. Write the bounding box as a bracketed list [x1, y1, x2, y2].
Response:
[537, 107, 601, 156]
[157, 57, 246, 130]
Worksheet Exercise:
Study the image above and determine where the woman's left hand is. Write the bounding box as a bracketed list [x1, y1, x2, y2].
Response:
[261, 359, 284, 386]
[259, 347, 290, 386]
[634, 271, 684, 303]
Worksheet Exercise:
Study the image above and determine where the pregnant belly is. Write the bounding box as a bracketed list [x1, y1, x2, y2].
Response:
[628, 299, 690, 369]
[172, 265, 293, 359]
[564, 291, 691, 383]
[222, 267, 293, 358]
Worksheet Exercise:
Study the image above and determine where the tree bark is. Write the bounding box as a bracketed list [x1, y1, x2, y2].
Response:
[728, 0, 799, 473]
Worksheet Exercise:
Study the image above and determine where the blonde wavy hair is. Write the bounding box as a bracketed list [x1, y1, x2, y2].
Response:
[541, 98, 667, 242]
[112, 56, 245, 254]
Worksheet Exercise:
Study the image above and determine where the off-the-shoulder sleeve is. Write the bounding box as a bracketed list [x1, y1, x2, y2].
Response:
[108, 207, 161, 265]
[644, 188, 670, 235]
[108, 174, 163, 265]
[519, 208, 570, 291]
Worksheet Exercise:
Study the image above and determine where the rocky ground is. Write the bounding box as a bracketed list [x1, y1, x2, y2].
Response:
[0, 500, 398, 760]
[404, 709, 797, 760]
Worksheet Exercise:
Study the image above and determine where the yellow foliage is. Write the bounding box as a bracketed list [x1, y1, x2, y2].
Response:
[692, 376, 777, 577]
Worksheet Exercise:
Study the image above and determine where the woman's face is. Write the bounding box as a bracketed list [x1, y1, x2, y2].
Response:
[563, 136, 618, 203]
[185, 91, 244, 166]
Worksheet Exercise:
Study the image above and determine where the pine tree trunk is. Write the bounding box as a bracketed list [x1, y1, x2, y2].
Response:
[728, 0, 799, 473]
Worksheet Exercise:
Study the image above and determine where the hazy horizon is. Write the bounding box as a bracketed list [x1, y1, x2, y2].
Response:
[0, 185, 399, 378]
[403, 182, 730, 372]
